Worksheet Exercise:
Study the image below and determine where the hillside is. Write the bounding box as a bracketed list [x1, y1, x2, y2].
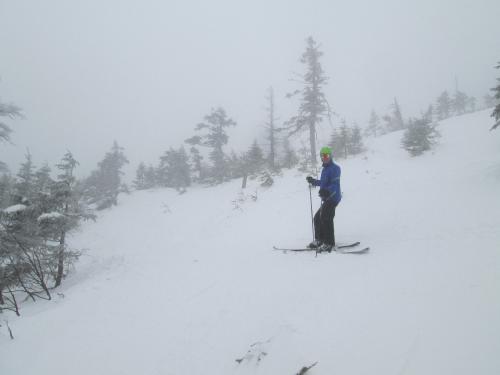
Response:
[1, 110, 499, 375]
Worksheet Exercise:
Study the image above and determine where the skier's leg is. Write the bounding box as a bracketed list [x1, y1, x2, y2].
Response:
[321, 201, 336, 246]
[314, 208, 322, 242]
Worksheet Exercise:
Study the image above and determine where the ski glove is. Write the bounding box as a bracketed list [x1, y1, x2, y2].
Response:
[319, 188, 330, 199]
[306, 176, 315, 184]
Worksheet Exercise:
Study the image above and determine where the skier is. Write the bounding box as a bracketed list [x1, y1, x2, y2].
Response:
[306, 146, 341, 252]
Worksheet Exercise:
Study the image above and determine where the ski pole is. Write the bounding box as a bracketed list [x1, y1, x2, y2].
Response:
[309, 183, 315, 241]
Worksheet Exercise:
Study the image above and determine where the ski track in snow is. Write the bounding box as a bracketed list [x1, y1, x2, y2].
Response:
[1, 110, 500, 375]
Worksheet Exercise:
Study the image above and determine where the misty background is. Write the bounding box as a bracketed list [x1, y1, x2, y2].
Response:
[0, 0, 498, 177]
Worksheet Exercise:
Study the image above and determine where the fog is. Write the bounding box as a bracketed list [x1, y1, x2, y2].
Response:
[0, 0, 498, 177]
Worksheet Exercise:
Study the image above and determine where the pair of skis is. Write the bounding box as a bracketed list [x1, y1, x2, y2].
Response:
[273, 241, 369, 255]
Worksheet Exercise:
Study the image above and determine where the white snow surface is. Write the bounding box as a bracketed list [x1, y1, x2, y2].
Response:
[1, 110, 500, 374]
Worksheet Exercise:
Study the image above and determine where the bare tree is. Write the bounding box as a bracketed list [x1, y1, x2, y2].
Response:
[264, 87, 279, 170]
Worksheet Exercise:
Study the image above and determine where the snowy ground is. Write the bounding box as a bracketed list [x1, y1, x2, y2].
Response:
[1, 110, 500, 375]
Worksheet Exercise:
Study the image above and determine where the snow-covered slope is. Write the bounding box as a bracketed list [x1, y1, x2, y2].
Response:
[1, 110, 500, 375]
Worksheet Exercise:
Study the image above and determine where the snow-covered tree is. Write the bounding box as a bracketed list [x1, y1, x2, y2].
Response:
[0, 173, 14, 208]
[0, 100, 21, 145]
[185, 107, 236, 183]
[83, 141, 129, 209]
[466, 96, 477, 113]
[330, 120, 350, 159]
[40, 151, 93, 287]
[243, 140, 266, 176]
[366, 110, 382, 137]
[158, 147, 191, 190]
[0, 93, 21, 172]
[435, 91, 452, 120]
[280, 137, 299, 169]
[348, 124, 365, 155]
[424, 104, 434, 123]
[284, 36, 331, 168]
[15, 151, 36, 203]
[144, 165, 158, 188]
[401, 117, 440, 156]
[189, 146, 204, 182]
[34, 163, 53, 195]
[452, 90, 468, 116]
[133, 162, 148, 190]
[491, 61, 500, 131]
[383, 98, 405, 133]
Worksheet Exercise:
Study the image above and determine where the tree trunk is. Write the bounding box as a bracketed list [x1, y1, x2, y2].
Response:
[55, 231, 66, 288]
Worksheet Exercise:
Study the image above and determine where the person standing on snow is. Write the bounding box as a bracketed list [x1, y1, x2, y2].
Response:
[306, 146, 342, 252]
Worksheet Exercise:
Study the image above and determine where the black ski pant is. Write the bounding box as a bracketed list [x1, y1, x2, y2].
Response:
[313, 199, 337, 246]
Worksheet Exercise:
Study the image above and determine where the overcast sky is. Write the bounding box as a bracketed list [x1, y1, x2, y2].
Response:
[0, 0, 499, 177]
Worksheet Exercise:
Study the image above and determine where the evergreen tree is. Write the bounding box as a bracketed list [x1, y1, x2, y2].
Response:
[189, 146, 204, 182]
[158, 147, 191, 190]
[244, 140, 266, 176]
[0, 94, 21, 172]
[16, 151, 36, 203]
[452, 90, 468, 115]
[227, 150, 243, 180]
[424, 104, 434, 123]
[392, 98, 405, 130]
[185, 107, 236, 183]
[401, 117, 440, 156]
[34, 163, 53, 195]
[83, 141, 129, 209]
[383, 98, 405, 132]
[0, 100, 21, 145]
[284, 36, 331, 168]
[41, 151, 91, 287]
[338, 121, 350, 159]
[1, 200, 53, 306]
[348, 124, 364, 155]
[133, 162, 148, 190]
[281, 138, 299, 169]
[466, 96, 477, 113]
[329, 128, 342, 159]
[144, 165, 157, 188]
[491, 61, 500, 131]
[366, 110, 382, 137]
[0, 173, 14, 208]
[435, 91, 452, 120]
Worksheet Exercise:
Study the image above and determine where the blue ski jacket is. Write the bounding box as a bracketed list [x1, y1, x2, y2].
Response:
[311, 160, 342, 205]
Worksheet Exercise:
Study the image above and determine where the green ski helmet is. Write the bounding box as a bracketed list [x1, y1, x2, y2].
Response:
[320, 146, 332, 156]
